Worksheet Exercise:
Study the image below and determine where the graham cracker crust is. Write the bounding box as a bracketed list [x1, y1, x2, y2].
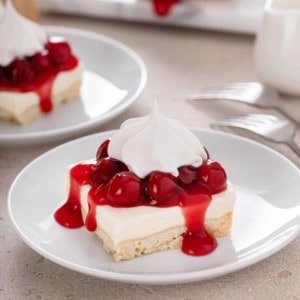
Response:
[98, 212, 233, 261]
[0, 79, 81, 126]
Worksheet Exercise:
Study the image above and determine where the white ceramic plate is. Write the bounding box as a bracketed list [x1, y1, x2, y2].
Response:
[8, 129, 300, 284]
[0, 26, 147, 146]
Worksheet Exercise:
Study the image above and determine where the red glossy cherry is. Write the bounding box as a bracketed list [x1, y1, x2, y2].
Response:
[178, 165, 197, 184]
[181, 181, 210, 196]
[96, 139, 110, 161]
[47, 37, 71, 65]
[8, 59, 35, 84]
[31, 51, 52, 72]
[0, 67, 7, 84]
[93, 183, 109, 205]
[108, 171, 142, 206]
[89, 158, 128, 185]
[145, 171, 181, 205]
[197, 160, 227, 194]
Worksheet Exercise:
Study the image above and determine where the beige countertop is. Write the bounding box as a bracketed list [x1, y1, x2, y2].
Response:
[1, 14, 300, 299]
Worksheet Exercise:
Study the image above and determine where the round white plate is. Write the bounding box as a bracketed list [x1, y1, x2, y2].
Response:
[0, 26, 147, 146]
[8, 129, 300, 284]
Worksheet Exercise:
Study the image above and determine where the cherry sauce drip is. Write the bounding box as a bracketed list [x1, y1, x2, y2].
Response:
[54, 164, 92, 229]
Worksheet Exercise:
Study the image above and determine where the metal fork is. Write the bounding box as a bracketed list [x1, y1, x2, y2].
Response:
[211, 113, 300, 157]
[187, 82, 300, 125]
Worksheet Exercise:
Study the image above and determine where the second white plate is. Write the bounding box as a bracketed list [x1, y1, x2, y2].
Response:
[0, 26, 147, 146]
[8, 129, 300, 284]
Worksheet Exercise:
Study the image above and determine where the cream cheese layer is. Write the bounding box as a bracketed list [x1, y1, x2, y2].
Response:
[0, 62, 83, 116]
[80, 183, 235, 246]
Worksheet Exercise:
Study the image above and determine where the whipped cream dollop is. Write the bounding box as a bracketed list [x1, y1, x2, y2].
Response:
[108, 102, 207, 178]
[0, 0, 47, 66]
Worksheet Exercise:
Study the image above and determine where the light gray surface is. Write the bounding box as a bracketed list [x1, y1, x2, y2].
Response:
[1, 14, 300, 299]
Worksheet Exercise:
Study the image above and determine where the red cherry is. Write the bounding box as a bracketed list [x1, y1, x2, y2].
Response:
[96, 139, 110, 161]
[181, 181, 210, 196]
[197, 160, 227, 194]
[180, 180, 210, 210]
[145, 171, 181, 205]
[178, 165, 197, 184]
[8, 59, 35, 84]
[0, 67, 8, 84]
[31, 51, 52, 72]
[93, 182, 109, 205]
[108, 171, 142, 206]
[89, 158, 128, 185]
[47, 37, 71, 65]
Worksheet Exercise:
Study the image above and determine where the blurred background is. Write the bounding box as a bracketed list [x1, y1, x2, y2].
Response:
[7, 0, 266, 34]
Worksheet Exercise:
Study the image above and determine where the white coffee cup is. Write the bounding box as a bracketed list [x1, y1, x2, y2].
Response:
[255, 0, 300, 96]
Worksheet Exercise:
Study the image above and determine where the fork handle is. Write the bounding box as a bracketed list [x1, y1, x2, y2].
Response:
[287, 140, 300, 157]
[276, 106, 300, 127]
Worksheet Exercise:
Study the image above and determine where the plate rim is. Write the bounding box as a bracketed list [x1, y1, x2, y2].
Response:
[0, 26, 147, 143]
[7, 128, 300, 284]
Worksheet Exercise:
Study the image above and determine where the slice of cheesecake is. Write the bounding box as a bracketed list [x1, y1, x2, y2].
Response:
[79, 181, 235, 261]
[0, 62, 83, 125]
[55, 103, 236, 261]
[0, 1, 83, 125]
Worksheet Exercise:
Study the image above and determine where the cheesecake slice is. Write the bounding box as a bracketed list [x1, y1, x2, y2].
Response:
[79, 181, 235, 261]
[55, 103, 236, 261]
[0, 1, 83, 125]
[0, 62, 83, 125]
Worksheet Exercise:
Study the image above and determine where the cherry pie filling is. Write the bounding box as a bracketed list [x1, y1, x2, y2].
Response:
[151, 0, 180, 16]
[55, 139, 228, 256]
[0, 36, 78, 114]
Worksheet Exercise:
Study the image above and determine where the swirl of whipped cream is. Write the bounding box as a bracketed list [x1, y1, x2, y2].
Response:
[108, 101, 207, 178]
[0, 0, 47, 66]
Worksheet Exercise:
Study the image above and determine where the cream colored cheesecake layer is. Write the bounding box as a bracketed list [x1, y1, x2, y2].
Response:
[80, 183, 235, 246]
[0, 62, 83, 117]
